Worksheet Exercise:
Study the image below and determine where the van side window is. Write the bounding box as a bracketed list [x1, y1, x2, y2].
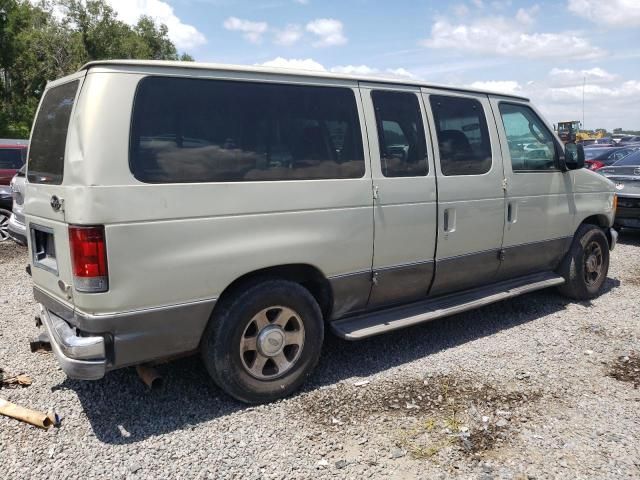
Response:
[430, 95, 492, 176]
[371, 91, 428, 177]
[130, 77, 365, 183]
[499, 103, 558, 171]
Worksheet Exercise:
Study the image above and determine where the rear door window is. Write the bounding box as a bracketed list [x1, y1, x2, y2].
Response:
[371, 90, 428, 177]
[130, 77, 365, 183]
[430, 95, 492, 176]
[28, 80, 79, 184]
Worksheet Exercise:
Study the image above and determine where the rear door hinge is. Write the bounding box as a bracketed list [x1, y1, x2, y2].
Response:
[371, 271, 379, 285]
[372, 184, 379, 200]
[501, 178, 508, 191]
[498, 249, 506, 261]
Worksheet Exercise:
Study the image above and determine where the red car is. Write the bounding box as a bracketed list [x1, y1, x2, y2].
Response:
[0, 141, 28, 241]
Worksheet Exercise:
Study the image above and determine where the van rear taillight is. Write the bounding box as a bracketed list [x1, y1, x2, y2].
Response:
[69, 226, 108, 293]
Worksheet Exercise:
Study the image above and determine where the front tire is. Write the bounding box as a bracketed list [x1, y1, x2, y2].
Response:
[201, 279, 324, 404]
[557, 224, 610, 300]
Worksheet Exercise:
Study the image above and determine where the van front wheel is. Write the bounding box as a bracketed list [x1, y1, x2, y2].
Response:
[557, 224, 610, 300]
[201, 280, 324, 404]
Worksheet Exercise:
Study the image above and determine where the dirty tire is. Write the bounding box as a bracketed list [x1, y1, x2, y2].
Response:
[557, 224, 610, 300]
[201, 279, 324, 404]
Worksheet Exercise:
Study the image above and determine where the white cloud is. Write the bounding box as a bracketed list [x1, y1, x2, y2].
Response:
[259, 57, 327, 71]
[274, 24, 303, 46]
[568, 0, 640, 27]
[330, 65, 417, 79]
[223, 17, 268, 44]
[258, 59, 417, 79]
[468, 80, 522, 94]
[549, 67, 618, 85]
[106, 0, 206, 50]
[294, 0, 309, 4]
[471, 0, 484, 7]
[384, 68, 417, 79]
[422, 15, 604, 59]
[330, 64, 377, 75]
[305, 18, 347, 47]
[515, 5, 539, 25]
[453, 4, 469, 16]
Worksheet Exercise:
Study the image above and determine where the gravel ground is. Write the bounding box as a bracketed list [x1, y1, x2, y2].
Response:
[1, 233, 639, 479]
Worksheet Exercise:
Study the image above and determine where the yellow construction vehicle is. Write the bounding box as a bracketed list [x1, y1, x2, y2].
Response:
[556, 121, 606, 144]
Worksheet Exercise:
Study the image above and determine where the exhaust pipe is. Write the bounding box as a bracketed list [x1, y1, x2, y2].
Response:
[135, 365, 163, 389]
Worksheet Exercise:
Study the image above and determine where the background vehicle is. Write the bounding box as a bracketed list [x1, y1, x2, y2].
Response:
[599, 151, 640, 229]
[584, 146, 635, 170]
[8, 165, 27, 245]
[0, 141, 27, 241]
[619, 135, 640, 145]
[556, 120, 581, 143]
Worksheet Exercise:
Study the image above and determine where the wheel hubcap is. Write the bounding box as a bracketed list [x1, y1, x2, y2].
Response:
[584, 241, 604, 286]
[257, 325, 286, 357]
[239, 306, 305, 380]
[0, 213, 10, 242]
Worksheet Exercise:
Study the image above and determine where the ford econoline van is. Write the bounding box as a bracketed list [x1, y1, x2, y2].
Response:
[25, 60, 617, 403]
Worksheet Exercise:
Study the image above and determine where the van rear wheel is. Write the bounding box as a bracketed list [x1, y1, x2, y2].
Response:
[201, 279, 324, 404]
[557, 224, 610, 300]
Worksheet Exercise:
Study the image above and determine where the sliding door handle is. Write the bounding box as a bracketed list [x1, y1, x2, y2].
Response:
[507, 202, 518, 224]
[443, 208, 456, 233]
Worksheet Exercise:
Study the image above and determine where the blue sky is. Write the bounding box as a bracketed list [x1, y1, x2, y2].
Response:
[107, 0, 640, 130]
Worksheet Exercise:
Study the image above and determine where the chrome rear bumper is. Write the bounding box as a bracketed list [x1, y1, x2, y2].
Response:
[39, 305, 107, 380]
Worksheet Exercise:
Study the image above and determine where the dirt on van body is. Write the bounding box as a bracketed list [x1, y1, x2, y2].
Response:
[1, 232, 640, 479]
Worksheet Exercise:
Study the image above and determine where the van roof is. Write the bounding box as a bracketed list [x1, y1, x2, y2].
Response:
[80, 59, 530, 101]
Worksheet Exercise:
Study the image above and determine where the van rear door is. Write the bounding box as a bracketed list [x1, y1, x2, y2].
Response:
[25, 73, 84, 308]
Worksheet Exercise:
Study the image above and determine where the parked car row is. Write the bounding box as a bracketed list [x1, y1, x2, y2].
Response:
[598, 150, 640, 230]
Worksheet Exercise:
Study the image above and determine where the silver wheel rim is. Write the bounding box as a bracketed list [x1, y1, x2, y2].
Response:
[239, 306, 305, 380]
[0, 213, 10, 242]
[584, 241, 604, 286]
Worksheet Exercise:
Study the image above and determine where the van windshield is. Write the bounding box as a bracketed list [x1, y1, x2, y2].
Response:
[27, 80, 79, 184]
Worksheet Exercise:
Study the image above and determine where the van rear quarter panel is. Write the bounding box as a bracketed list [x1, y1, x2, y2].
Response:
[67, 70, 374, 315]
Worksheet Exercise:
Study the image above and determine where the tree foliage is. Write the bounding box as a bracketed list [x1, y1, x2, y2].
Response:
[0, 0, 194, 138]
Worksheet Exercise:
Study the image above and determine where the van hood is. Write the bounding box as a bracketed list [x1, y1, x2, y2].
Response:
[573, 167, 615, 194]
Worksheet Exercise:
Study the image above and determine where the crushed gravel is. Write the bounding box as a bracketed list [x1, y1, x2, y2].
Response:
[1, 232, 639, 479]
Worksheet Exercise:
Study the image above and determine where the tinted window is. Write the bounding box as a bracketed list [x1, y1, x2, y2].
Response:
[371, 91, 428, 177]
[130, 77, 365, 183]
[608, 149, 632, 164]
[430, 95, 492, 176]
[499, 103, 557, 171]
[28, 81, 79, 184]
[0, 148, 24, 169]
[613, 151, 640, 166]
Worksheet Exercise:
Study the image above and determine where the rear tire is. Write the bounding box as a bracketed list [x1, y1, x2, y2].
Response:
[201, 279, 324, 404]
[557, 224, 610, 300]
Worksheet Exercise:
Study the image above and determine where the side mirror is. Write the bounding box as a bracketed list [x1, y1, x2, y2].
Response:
[564, 143, 585, 170]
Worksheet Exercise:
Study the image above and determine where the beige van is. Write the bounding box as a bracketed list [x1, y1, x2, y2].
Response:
[25, 60, 617, 403]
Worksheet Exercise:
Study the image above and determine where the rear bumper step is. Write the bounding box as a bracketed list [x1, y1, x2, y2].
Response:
[331, 272, 565, 340]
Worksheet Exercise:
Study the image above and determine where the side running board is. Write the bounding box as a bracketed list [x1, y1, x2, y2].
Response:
[331, 272, 565, 340]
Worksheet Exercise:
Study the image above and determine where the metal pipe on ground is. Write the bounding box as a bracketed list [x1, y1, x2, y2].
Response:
[135, 364, 163, 389]
[0, 398, 59, 429]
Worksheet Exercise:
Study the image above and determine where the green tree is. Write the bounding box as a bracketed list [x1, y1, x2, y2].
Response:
[0, 0, 194, 138]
